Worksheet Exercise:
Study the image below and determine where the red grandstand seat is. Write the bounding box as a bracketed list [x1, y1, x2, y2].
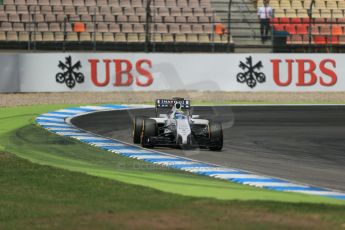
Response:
[301, 18, 311, 24]
[290, 18, 301, 25]
[337, 18, 345, 24]
[270, 17, 279, 25]
[288, 34, 303, 44]
[296, 24, 308, 34]
[279, 17, 290, 24]
[311, 25, 320, 34]
[314, 35, 326, 44]
[73, 22, 85, 32]
[285, 24, 296, 34]
[327, 36, 339, 44]
[332, 25, 343, 35]
[302, 35, 311, 44]
[325, 18, 337, 24]
[314, 18, 325, 24]
[274, 24, 285, 31]
[319, 25, 331, 35]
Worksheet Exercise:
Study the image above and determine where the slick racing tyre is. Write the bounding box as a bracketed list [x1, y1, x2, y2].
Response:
[133, 116, 146, 144]
[208, 121, 223, 151]
[141, 119, 157, 148]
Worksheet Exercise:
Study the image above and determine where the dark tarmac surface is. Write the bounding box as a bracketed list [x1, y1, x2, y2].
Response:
[71, 106, 345, 191]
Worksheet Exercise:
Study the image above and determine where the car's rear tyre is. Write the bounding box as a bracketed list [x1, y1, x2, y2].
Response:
[141, 119, 157, 148]
[133, 116, 146, 144]
[208, 121, 223, 151]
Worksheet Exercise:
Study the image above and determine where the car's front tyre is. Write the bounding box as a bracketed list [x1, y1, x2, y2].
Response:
[208, 121, 223, 151]
[133, 116, 146, 144]
[141, 119, 157, 148]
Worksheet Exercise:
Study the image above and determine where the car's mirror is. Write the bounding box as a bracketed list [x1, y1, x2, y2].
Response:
[192, 115, 200, 119]
[159, 114, 168, 118]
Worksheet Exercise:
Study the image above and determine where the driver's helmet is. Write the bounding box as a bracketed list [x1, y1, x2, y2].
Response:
[174, 110, 184, 119]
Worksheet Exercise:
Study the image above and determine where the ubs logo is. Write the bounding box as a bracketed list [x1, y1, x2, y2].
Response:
[237, 56, 266, 88]
[56, 56, 85, 89]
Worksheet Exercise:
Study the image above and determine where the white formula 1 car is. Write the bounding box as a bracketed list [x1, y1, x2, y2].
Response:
[133, 98, 223, 151]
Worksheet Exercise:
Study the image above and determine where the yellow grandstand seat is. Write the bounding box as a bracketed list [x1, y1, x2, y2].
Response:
[291, 1, 304, 9]
[312, 9, 321, 18]
[321, 9, 332, 18]
[297, 9, 309, 18]
[114, 33, 126, 42]
[54, 32, 64, 41]
[286, 8, 297, 17]
[7, 31, 18, 41]
[103, 32, 115, 42]
[326, 1, 338, 10]
[127, 33, 139, 42]
[280, 0, 292, 9]
[162, 34, 174, 42]
[175, 34, 187, 42]
[274, 9, 286, 18]
[80, 32, 91, 41]
[269, 0, 280, 8]
[66, 32, 78, 41]
[94, 32, 103, 42]
[315, 0, 326, 9]
[152, 34, 162, 42]
[0, 32, 6, 41]
[18, 32, 29, 41]
[186, 34, 198, 43]
[32, 32, 43, 41]
[332, 9, 344, 18]
[43, 32, 55, 42]
[338, 1, 345, 10]
[199, 34, 210, 43]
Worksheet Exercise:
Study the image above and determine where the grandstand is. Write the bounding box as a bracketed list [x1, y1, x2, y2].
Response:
[1, 0, 344, 52]
[0, 0, 234, 51]
[266, 0, 345, 52]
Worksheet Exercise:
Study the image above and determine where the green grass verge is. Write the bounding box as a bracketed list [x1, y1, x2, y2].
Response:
[0, 104, 344, 204]
[0, 104, 345, 228]
[1, 151, 345, 229]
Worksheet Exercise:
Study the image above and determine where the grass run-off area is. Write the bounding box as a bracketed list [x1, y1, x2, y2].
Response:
[0, 104, 345, 229]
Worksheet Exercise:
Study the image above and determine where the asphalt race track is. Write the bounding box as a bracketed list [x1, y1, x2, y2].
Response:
[71, 106, 345, 192]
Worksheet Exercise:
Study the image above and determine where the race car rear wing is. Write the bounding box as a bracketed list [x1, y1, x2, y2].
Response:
[155, 98, 191, 114]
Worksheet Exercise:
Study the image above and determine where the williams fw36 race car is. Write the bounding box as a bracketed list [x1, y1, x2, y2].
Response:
[132, 98, 223, 151]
